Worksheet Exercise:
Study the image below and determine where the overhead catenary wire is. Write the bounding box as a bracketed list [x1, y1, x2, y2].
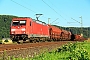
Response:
[42, 0, 67, 21]
[48, 0, 68, 16]
[11, 0, 49, 20]
[48, 0, 82, 25]
[21, 0, 48, 19]
[71, 18, 81, 24]
[11, 0, 36, 13]
[50, 18, 59, 24]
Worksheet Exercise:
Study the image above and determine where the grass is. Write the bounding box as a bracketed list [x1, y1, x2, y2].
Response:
[30, 51, 71, 60]
[29, 41, 90, 60]
[81, 41, 90, 57]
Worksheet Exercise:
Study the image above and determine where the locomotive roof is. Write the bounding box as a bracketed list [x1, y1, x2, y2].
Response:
[12, 17, 31, 19]
[32, 19, 46, 24]
[12, 17, 47, 24]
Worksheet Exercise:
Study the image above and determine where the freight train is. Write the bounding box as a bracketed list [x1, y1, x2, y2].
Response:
[10, 17, 84, 43]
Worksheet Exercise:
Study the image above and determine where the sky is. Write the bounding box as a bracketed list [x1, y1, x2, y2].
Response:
[0, 0, 90, 27]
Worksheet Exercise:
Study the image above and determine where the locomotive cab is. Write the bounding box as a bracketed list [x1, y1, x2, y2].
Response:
[10, 17, 32, 41]
[11, 20, 26, 34]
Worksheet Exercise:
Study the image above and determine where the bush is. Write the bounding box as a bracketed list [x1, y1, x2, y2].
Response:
[56, 42, 90, 60]
[4, 39, 9, 42]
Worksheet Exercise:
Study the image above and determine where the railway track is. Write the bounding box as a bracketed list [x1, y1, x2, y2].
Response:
[0, 41, 77, 52]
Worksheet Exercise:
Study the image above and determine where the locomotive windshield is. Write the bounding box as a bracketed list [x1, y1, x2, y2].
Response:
[12, 20, 26, 26]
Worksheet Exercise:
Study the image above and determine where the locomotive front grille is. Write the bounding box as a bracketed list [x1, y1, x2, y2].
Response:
[15, 31, 22, 34]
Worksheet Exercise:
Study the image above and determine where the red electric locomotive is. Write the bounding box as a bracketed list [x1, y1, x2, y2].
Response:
[10, 17, 50, 42]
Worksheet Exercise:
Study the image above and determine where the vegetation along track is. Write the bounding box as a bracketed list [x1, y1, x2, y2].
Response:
[0, 40, 85, 58]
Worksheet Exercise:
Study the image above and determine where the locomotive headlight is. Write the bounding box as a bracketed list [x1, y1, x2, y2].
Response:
[12, 32, 14, 34]
[23, 32, 25, 33]
[11, 29, 15, 31]
[21, 28, 26, 31]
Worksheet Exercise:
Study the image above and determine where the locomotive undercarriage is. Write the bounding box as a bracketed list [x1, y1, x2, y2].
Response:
[10, 34, 50, 43]
[10, 34, 28, 42]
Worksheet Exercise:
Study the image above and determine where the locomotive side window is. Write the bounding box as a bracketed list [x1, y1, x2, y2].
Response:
[30, 21, 31, 26]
